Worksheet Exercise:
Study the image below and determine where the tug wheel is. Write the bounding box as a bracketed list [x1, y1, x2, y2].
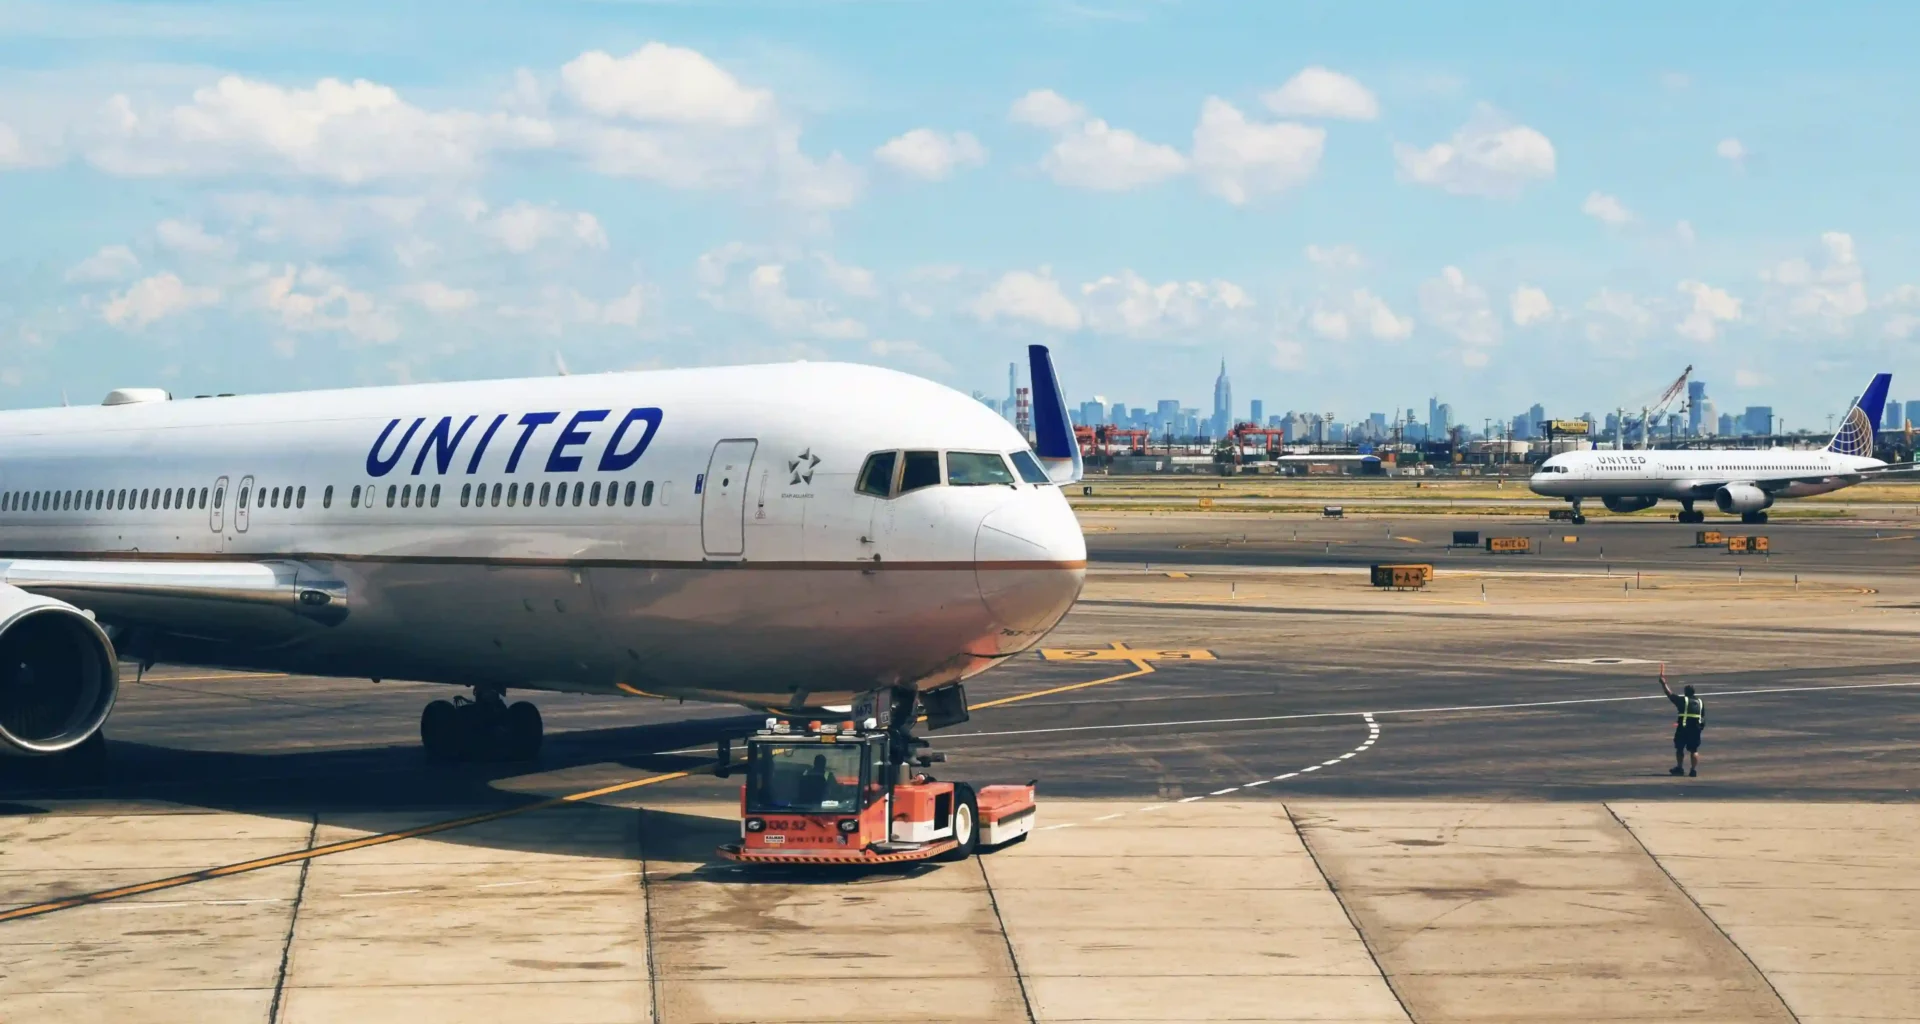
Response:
[940, 783, 979, 861]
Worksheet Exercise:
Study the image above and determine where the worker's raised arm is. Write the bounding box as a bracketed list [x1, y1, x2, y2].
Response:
[1658, 663, 1674, 698]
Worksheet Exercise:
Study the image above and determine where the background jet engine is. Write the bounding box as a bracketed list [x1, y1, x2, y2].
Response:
[0, 585, 118, 757]
[1714, 483, 1775, 514]
[1601, 496, 1660, 513]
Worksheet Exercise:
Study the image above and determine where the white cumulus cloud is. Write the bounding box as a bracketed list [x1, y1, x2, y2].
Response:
[472, 201, 609, 254]
[402, 281, 478, 313]
[1395, 108, 1555, 198]
[874, 128, 986, 180]
[257, 264, 397, 343]
[1758, 230, 1866, 334]
[1716, 137, 1748, 167]
[1041, 118, 1186, 191]
[155, 218, 231, 256]
[66, 244, 140, 283]
[87, 76, 553, 183]
[1305, 244, 1364, 269]
[1079, 270, 1252, 337]
[1008, 89, 1085, 130]
[103, 272, 220, 328]
[1581, 191, 1634, 226]
[0, 123, 28, 167]
[1190, 97, 1324, 204]
[1510, 285, 1554, 327]
[1262, 66, 1379, 121]
[1676, 280, 1741, 342]
[1312, 289, 1412, 341]
[560, 44, 772, 126]
[1419, 266, 1501, 364]
[973, 269, 1082, 331]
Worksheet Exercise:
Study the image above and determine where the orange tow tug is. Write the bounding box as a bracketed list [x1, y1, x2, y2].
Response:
[717, 713, 1037, 866]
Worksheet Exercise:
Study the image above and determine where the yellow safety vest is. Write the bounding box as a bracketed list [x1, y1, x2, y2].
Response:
[1677, 696, 1703, 725]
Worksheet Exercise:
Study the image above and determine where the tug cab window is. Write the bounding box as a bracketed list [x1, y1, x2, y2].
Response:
[856, 452, 897, 498]
[947, 451, 1015, 486]
[899, 450, 941, 494]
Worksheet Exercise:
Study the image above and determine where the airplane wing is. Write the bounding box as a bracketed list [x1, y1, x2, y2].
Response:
[0, 558, 350, 632]
[1675, 467, 1894, 497]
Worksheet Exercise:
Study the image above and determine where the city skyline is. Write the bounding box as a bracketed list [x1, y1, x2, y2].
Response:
[1012, 362, 1883, 444]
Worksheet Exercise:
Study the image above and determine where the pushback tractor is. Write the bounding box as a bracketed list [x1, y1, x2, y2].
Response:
[717, 688, 1036, 865]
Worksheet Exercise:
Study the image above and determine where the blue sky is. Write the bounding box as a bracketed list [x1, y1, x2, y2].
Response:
[3, 0, 1919, 429]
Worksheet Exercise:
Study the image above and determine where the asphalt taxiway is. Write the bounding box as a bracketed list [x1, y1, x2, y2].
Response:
[3, 513, 1919, 1022]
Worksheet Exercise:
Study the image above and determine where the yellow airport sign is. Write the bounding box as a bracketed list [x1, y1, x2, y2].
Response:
[1041, 648, 1217, 662]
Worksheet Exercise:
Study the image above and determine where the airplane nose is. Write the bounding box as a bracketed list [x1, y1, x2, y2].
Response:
[975, 493, 1087, 638]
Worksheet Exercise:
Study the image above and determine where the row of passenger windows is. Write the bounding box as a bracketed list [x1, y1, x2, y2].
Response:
[344, 479, 661, 509]
[0, 479, 664, 515]
[2, 486, 225, 513]
[856, 449, 1051, 499]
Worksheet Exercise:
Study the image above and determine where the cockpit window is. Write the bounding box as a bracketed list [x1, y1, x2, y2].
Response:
[857, 451, 897, 497]
[1009, 450, 1052, 485]
[947, 451, 1015, 486]
[899, 451, 942, 493]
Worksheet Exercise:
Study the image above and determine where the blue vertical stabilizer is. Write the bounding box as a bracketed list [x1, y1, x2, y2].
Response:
[1827, 372, 1892, 456]
[1027, 345, 1083, 484]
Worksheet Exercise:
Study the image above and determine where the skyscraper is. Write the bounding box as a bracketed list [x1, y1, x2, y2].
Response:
[1687, 380, 1708, 435]
[1886, 398, 1904, 431]
[1211, 360, 1233, 437]
[1906, 400, 1920, 432]
[1005, 363, 1019, 425]
[1527, 404, 1546, 439]
[1249, 399, 1264, 426]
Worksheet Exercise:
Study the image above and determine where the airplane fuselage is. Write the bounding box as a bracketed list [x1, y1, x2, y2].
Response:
[0, 363, 1086, 710]
[1529, 448, 1883, 503]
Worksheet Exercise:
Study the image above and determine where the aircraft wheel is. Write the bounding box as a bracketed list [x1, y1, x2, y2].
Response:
[1571, 515, 1587, 525]
[940, 783, 979, 861]
[421, 700, 459, 760]
[505, 702, 543, 761]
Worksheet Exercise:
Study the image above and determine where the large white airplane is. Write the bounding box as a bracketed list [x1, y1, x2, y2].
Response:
[1529, 372, 1899, 524]
[0, 345, 1087, 769]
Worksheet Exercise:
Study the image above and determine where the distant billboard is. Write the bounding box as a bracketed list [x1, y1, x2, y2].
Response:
[1543, 419, 1590, 435]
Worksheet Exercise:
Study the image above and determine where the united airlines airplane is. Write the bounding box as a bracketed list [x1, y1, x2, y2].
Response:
[0, 346, 1087, 768]
[1530, 372, 1901, 524]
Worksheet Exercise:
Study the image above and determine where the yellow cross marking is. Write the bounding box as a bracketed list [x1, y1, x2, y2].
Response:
[1041, 647, 1216, 662]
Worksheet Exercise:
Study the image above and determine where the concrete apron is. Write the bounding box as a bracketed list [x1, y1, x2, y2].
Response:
[1, 799, 1913, 1023]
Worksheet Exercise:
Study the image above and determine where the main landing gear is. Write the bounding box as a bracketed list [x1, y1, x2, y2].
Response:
[1678, 500, 1705, 524]
[420, 686, 543, 762]
[1741, 511, 1770, 525]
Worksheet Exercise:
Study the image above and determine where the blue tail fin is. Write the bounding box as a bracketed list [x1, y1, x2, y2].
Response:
[1027, 345, 1083, 484]
[1827, 372, 1892, 456]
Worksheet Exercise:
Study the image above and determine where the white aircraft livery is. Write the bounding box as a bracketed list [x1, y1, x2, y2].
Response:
[1529, 372, 1898, 525]
[0, 346, 1087, 764]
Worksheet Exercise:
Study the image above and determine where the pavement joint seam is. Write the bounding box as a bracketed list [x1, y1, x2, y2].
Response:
[265, 811, 317, 1024]
[1285, 799, 1414, 1024]
[1605, 802, 1804, 1024]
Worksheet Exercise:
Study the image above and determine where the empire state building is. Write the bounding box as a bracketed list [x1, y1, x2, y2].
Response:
[1211, 359, 1232, 437]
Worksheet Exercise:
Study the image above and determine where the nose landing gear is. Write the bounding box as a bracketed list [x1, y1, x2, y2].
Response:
[421, 686, 543, 762]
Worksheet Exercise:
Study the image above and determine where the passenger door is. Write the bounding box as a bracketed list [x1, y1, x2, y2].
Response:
[701, 440, 757, 558]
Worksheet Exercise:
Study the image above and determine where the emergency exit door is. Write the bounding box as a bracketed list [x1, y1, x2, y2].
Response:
[701, 439, 757, 557]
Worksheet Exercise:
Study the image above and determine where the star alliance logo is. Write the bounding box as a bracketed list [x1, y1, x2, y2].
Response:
[788, 448, 820, 485]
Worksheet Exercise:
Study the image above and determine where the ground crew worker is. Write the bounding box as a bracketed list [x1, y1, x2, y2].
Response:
[1659, 664, 1704, 776]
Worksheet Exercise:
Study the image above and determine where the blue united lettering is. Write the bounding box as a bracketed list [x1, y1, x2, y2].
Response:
[365, 407, 664, 478]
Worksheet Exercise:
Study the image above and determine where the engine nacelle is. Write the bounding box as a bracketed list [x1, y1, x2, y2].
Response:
[1601, 496, 1659, 514]
[0, 585, 118, 756]
[1714, 483, 1774, 514]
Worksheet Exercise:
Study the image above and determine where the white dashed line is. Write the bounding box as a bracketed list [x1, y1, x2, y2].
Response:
[341, 889, 422, 899]
[1037, 712, 1381, 833]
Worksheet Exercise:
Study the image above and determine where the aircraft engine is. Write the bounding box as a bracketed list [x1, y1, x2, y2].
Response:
[1601, 496, 1660, 514]
[1713, 483, 1774, 514]
[0, 585, 118, 757]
